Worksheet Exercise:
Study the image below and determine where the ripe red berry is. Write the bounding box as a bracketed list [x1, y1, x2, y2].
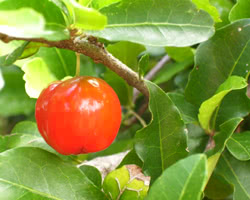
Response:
[35, 76, 122, 155]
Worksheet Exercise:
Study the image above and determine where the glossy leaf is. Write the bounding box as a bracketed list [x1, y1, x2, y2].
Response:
[226, 131, 250, 161]
[0, 41, 29, 67]
[191, 0, 221, 22]
[0, 0, 69, 41]
[168, 92, 198, 124]
[0, 66, 35, 117]
[216, 150, 250, 200]
[198, 76, 247, 131]
[79, 165, 102, 188]
[146, 154, 208, 200]
[103, 165, 148, 200]
[229, 0, 250, 22]
[185, 19, 250, 106]
[0, 69, 4, 91]
[90, 0, 214, 47]
[135, 81, 188, 183]
[70, 0, 107, 30]
[0, 147, 108, 200]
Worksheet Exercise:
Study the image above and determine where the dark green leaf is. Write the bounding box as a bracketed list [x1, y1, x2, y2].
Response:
[204, 172, 234, 199]
[216, 150, 250, 200]
[146, 154, 207, 200]
[187, 123, 209, 154]
[0, 66, 35, 117]
[79, 165, 102, 188]
[185, 19, 250, 106]
[215, 89, 250, 130]
[153, 58, 193, 85]
[229, 0, 250, 22]
[135, 81, 188, 183]
[226, 131, 250, 161]
[118, 149, 143, 168]
[90, 0, 214, 47]
[0, 147, 108, 200]
[0, 41, 29, 67]
[168, 92, 198, 124]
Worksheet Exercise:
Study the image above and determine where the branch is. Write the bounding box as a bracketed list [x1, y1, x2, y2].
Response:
[0, 31, 149, 97]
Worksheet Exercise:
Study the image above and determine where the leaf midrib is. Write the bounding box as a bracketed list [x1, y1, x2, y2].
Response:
[0, 178, 61, 200]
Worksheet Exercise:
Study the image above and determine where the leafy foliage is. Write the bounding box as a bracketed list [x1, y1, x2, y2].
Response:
[0, 0, 249, 199]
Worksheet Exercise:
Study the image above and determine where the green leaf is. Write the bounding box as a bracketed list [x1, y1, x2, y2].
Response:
[187, 123, 209, 154]
[210, 0, 234, 29]
[79, 165, 102, 188]
[206, 118, 242, 178]
[70, 0, 107, 30]
[168, 92, 198, 124]
[207, 118, 242, 157]
[165, 47, 194, 62]
[185, 19, 250, 106]
[21, 47, 76, 98]
[216, 150, 250, 200]
[215, 89, 250, 130]
[204, 172, 234, 199]
[198, 76, 247, 131]
[11, 121, 40, 136]
[90, 0, 214, 47]
[0, 41, 29, 67]
[153, 58, 193, 85]
[146, 154, 208, 200]
[135, 81, 188, 183]
[22, 58, 58, 98]
[0, 0, 69, 41]
[118, 149, 143, 168]
[0, 66, 35, 117]
[91, 0, 121, 10]
[226, 131, 250, 161]
[103, 165, 148, 200]
[138, 53, 149, 79]
[191, 0, 221, 22]
[0, 147, 108, 200]
[229, 0, 250, 22]
[105, 41, 145, 106]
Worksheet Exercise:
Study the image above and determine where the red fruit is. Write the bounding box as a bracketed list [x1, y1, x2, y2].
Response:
[35, 76, 122, 155]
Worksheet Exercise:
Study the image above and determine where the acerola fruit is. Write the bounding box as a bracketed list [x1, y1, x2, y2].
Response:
[35, 76, 122, 155]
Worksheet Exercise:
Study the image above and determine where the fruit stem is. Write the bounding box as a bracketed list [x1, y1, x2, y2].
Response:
[75, 52, 81, 76]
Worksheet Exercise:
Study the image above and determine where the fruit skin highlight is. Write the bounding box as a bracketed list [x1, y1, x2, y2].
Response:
[35, 76, 122, 155]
